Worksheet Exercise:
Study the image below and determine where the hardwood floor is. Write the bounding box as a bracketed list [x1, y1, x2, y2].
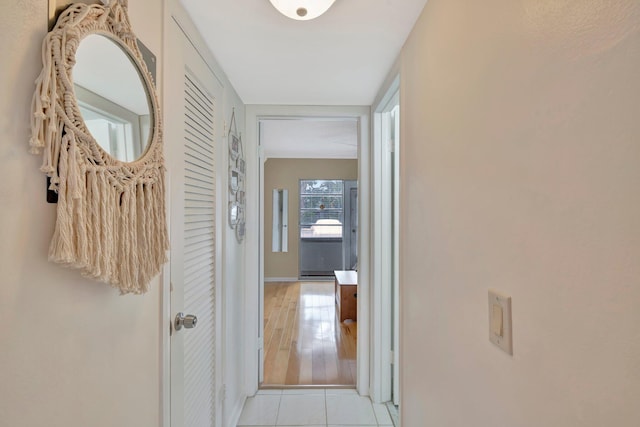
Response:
[263, 281, 357, 386]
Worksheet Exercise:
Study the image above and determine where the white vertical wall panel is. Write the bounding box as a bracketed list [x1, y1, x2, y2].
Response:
[183, 72, 216, 427]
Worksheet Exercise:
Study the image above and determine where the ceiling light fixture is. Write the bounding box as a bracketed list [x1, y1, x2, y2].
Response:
[269, 0, 337, 21]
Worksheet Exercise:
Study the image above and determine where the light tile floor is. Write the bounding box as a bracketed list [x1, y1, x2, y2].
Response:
[237, 388, 393, 427]
[385, 402, 399, 427]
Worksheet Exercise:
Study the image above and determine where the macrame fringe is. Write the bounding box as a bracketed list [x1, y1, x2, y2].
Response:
[42, 120, 169, 294]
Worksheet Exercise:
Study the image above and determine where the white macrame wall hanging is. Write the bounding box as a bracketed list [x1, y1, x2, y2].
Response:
[30, 0, 168, 294]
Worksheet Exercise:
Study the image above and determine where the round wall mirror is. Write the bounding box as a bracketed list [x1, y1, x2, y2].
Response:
[73, 34, 152, 162]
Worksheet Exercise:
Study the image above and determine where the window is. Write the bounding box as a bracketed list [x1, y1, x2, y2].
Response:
[299, 179, 344, 239]
[75, 84, 146, 162]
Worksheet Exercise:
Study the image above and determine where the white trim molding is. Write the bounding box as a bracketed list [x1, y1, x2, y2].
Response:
[369, 71, 401, 404]
[264, 277, 299, 283]
[244, 104, 371, 397]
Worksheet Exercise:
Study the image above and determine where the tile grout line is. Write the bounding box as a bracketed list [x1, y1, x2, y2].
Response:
[274, 393, 282, 427]
[324, 388, 328, 427]
[372, 398, 380, 426]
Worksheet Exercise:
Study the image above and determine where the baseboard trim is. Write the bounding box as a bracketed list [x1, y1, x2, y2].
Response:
[264, 277, 298, 283]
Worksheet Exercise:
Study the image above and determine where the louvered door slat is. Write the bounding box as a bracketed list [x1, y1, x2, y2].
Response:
[184, 263, 214, 285]
[184, 133, 215, 156]
[186, 173, 215, 187]
[183, 69, 216, 427]
[185, 131, 215, 156]
[183, 240, 213, 255]
[185, 174, 215, 189]
[185, 153, 217, 174]
[186, 75, 214, 109]
[185, 96, 214, 122]
[186, 109, 215, 140]
[186, 182, 217, 196]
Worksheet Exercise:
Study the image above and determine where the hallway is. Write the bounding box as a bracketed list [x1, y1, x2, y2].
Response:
[3, 1, 639, 426]
[237, 389, 392, 426]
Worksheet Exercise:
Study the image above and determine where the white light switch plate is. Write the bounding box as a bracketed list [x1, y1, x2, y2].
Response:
[488, 290, 513, 355]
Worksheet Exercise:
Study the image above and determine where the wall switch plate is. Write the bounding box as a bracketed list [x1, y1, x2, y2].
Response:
[488, 290, 513, 355]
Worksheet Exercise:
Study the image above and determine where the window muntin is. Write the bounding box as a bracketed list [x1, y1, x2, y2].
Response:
[299, 179, 344, 238]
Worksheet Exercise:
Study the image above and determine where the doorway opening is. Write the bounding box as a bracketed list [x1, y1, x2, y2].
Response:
[260, 118, 360, 387]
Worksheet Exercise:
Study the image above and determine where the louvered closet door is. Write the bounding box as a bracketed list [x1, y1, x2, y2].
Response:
[168, 20, 223, 427]
[183, 70, 216, 427]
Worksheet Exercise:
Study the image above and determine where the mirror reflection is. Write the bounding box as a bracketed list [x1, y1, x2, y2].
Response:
[74, 34, 152, 162]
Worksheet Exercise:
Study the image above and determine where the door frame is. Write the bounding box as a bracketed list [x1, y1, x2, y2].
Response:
[343, 179, 358, 271]
[244, 105, 371, 396]
[370, 75, 401, 404]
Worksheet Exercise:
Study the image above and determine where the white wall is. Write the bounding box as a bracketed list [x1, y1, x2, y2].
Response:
[220, 89, 247, 427]
[0, 1, 163, 426]
[399, 0, 640, 426]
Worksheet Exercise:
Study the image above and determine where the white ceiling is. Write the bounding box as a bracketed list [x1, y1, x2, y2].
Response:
[261, 119, 358, 159]
[180, 0, 428, 106]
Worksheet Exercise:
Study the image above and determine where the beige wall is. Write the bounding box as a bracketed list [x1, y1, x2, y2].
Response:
[399, 0, 640, 425]
[0, 1, 163, 426]
[264, 158, 358, 279]
[220, 89, 247, 427]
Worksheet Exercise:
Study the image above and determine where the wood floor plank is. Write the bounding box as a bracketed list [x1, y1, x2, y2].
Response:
[262, 281, 356, 386]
